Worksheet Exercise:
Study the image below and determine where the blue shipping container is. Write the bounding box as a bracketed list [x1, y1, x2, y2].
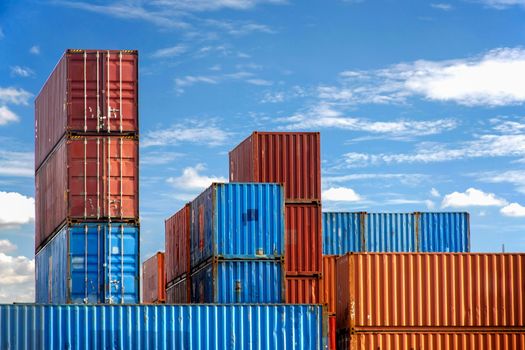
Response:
[322, 212, 470, 254]
[35, 223, 139, 304]
[0, 304, 325, 349]
[191, 259, 284, 303]
[190, 183, 284, 268]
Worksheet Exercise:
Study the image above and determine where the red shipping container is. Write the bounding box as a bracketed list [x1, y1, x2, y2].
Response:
[142, 252, 165, 303]
[337, 253, 525, 331]
[285, 203, 322, 274]
[35, 135, 139, 251]
[328, 316, 336, 350]
[35, 49, 138, 170]
[285, 275, 321, 304]
[229, 132, 321, 202]
[166, 276, 190, 303]
[322, 255, 337, 315]
[165, 204, 191, 285]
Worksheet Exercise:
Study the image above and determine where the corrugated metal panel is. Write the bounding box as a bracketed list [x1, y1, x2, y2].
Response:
[191, 259, 284, 303]
[165, 204, 190, 284]
[35, 49, 139, 169]
[0, 304, 325, 350]
[190, 183, 284, 268]
[142, 252, 165, 303]
[35, 223, 139, 304]
[286, 203, 322, 274]
[285, 275, 322, 304]
[229, 132, 321, 202]
[365, 213, 415, 252]
[338, 332, 525, 350]
[336, 253, 525, 330]
[35, 136, 139, 251]
[166, 276, 190, 303]
[417, 212, 470, 252]
[322, 212, 363, 255]
[328, 316, 336, 350]
[322, 255, 337, 315]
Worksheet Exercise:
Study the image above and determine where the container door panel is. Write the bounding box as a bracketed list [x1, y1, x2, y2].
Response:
[69, 225, 101, 303]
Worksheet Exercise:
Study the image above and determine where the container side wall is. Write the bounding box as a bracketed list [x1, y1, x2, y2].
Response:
[322, 255, 337, 315]
[328, 316, 336, 350]
[285, 275, 322, 304]
[35, 227, 67, 303]
[229, 134, 254, 183]
[143, 252, 164, 303]
[322, 212, 363, 255]
[365, 213, 415, 252]
[418, 212, 470, 252]
[166, 277, 190, 303]
[190, 186, 213, 267]
[165, 204, 191, 283]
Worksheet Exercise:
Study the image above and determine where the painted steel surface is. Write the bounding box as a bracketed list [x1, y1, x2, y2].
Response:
[417, 212, 470, 252]
[365, 213, 415, 252]
[285, 275, 322, 304]
[0, 304, 325, 350]
[165, 204, 191, 284]
[338, 332, 525, 350]
[35, 223, 139, 304]
[322, 255, 337, 315]
[336, 253, 525, 330]
[191, 259, 284, 303]
[35, 49, 138, 169]
[229, 132, 321, 202]
[328, 316, 336, 350]
[35, 136, 139, 251]
[142, 252, 165, 303]
[286, 203, 322, 274]
[166, 276, 190, 303]
[190, 183, 284, 268]
[322, 212, 363, 255]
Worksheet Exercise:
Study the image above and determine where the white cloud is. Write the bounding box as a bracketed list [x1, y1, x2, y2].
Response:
[490, 117, 525, 134]
[430, 188, 441, 197]
[500, 203, 525, 217]
[478, 0, 525, 9]
[246, 78, 273, 86]
[0, 106, 19, 125]
[442, 188, 507, 208]
[0, 191, 35, 227]
[142, 121, 231, 147]
[323, 173, 427, 187]
[431, 3, 453, 10]
[175, 71, 271, 93]
[0, 240, 17, 254]
[0, 87, 32, 105]
[0, 150, 34, 177]
[140, 151, 183, 165]
[29, 45, 40, 54]
[0, 251, 34, 303]
[477, 170, 525, 193]
[10, 66, 34, 78]
[167, 164, 227, 200]
[322, 187, 362, 202]
[151, 45, 187, 58]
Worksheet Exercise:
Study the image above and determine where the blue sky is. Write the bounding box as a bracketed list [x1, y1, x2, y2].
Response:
[1, 0, 525, 302]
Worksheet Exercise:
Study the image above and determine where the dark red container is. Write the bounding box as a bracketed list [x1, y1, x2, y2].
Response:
[285, 275, 321, 304]
[165, 204, 191, 285]
[142, 252, 165, 303]
[285, 203, 322, 274]
[35, 49, 138, 170]
[328, 316, 336, 350]
[229, 132, 321, 202]
[166, 276, 190, 303]
[35, 135, 139, 251]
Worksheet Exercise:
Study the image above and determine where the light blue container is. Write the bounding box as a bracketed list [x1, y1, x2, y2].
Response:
[190, 183, 284, 268]
[322, 212, 363, 254]
[35, 222, 139, 304]
[417, 212, 470, 252]
[0, 304, 325, 350]
[365, 213, 416, 252]
[191, 259, 284, 303]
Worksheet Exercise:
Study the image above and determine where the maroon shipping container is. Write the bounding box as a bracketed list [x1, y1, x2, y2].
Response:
[166, 276, 190, 303]
[285, 275, 321, 304]
[142, 252, 165, 303]
[35, 135, 139, 251]
[35, 49, 138, 170]
[285, 203, 322, 274]
[229, 132, 321, 202]
[165, 204, 191, 285]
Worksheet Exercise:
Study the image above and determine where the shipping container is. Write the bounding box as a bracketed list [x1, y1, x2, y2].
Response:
[336, 253, 525, 331]
[286, 275, 322, 304]
[338, 331, 525, 350]
[229, 132, 321, 202]
[322, 212, 470, 255]
[35, 135, 139, 251]
[35, 222, 139, 304]
[328, 316, 336, 350]
[286, 203, 322, 274]
[166, 275, 190, 303]
[0, 304, 325, 350]
[322, 255, 337, 315]
[35, 49, 138, 170]
[165, 204, 191, 284]
[191, 259, 284, 303]
[142, 252, 165, 303]
[190, 183, 284, 268]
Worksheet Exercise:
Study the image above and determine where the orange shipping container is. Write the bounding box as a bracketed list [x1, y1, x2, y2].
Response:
[328, 316, 336, 350]
[142, 252, 165, 303]
[285, 275, 321, 304]
[165, 204, 191, 285]
[337, 253, 525, 331]
[338, 332, 525, 350]
[322, 255, 337, 315]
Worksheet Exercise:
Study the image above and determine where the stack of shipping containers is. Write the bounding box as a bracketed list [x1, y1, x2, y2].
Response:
[34, 49, 140, 304]
[229, 132, 322, 304]
[142, 252, 165, 303]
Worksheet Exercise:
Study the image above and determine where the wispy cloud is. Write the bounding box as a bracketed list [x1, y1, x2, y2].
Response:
[166, 164, 227, 200]
[175, 71, 270, 93]
[323, 173, 428, 187]
[430, 3, 453, 10]
[476, 169, 525, 193]
[0, 87, 32, 105]
[140, 151, 184, 165]
[478, 0, 525, 9]
[0, 27, 4, 39]
[151, 45, 187, 58]
[10, 66, 34, 78]
[142, 120, 232, 147]
[0, 106, 19, 126]
[0, 151, 34, 177]
[0, 191, 35, 227]
[29, 45, 40, 55]
[204, 19, 276, 35]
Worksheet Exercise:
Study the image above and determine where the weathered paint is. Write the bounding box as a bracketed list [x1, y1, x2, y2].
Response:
[328, 316, 336, 350]
[190, 183, 284, 268]
[285, 275, 322, 304]
[35, 223, 139, 304]
[336, 253, 525, 330]
[322, 212, 363, 255]
[142, 252, 165, 303]
[417, 212, 470, 252]
[321, 255, 337, 315]
[165, 204, 191, 284]
[166, 276, 190, 303]
[0, 304, 325, 350]
[191, 259, 284, 303]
